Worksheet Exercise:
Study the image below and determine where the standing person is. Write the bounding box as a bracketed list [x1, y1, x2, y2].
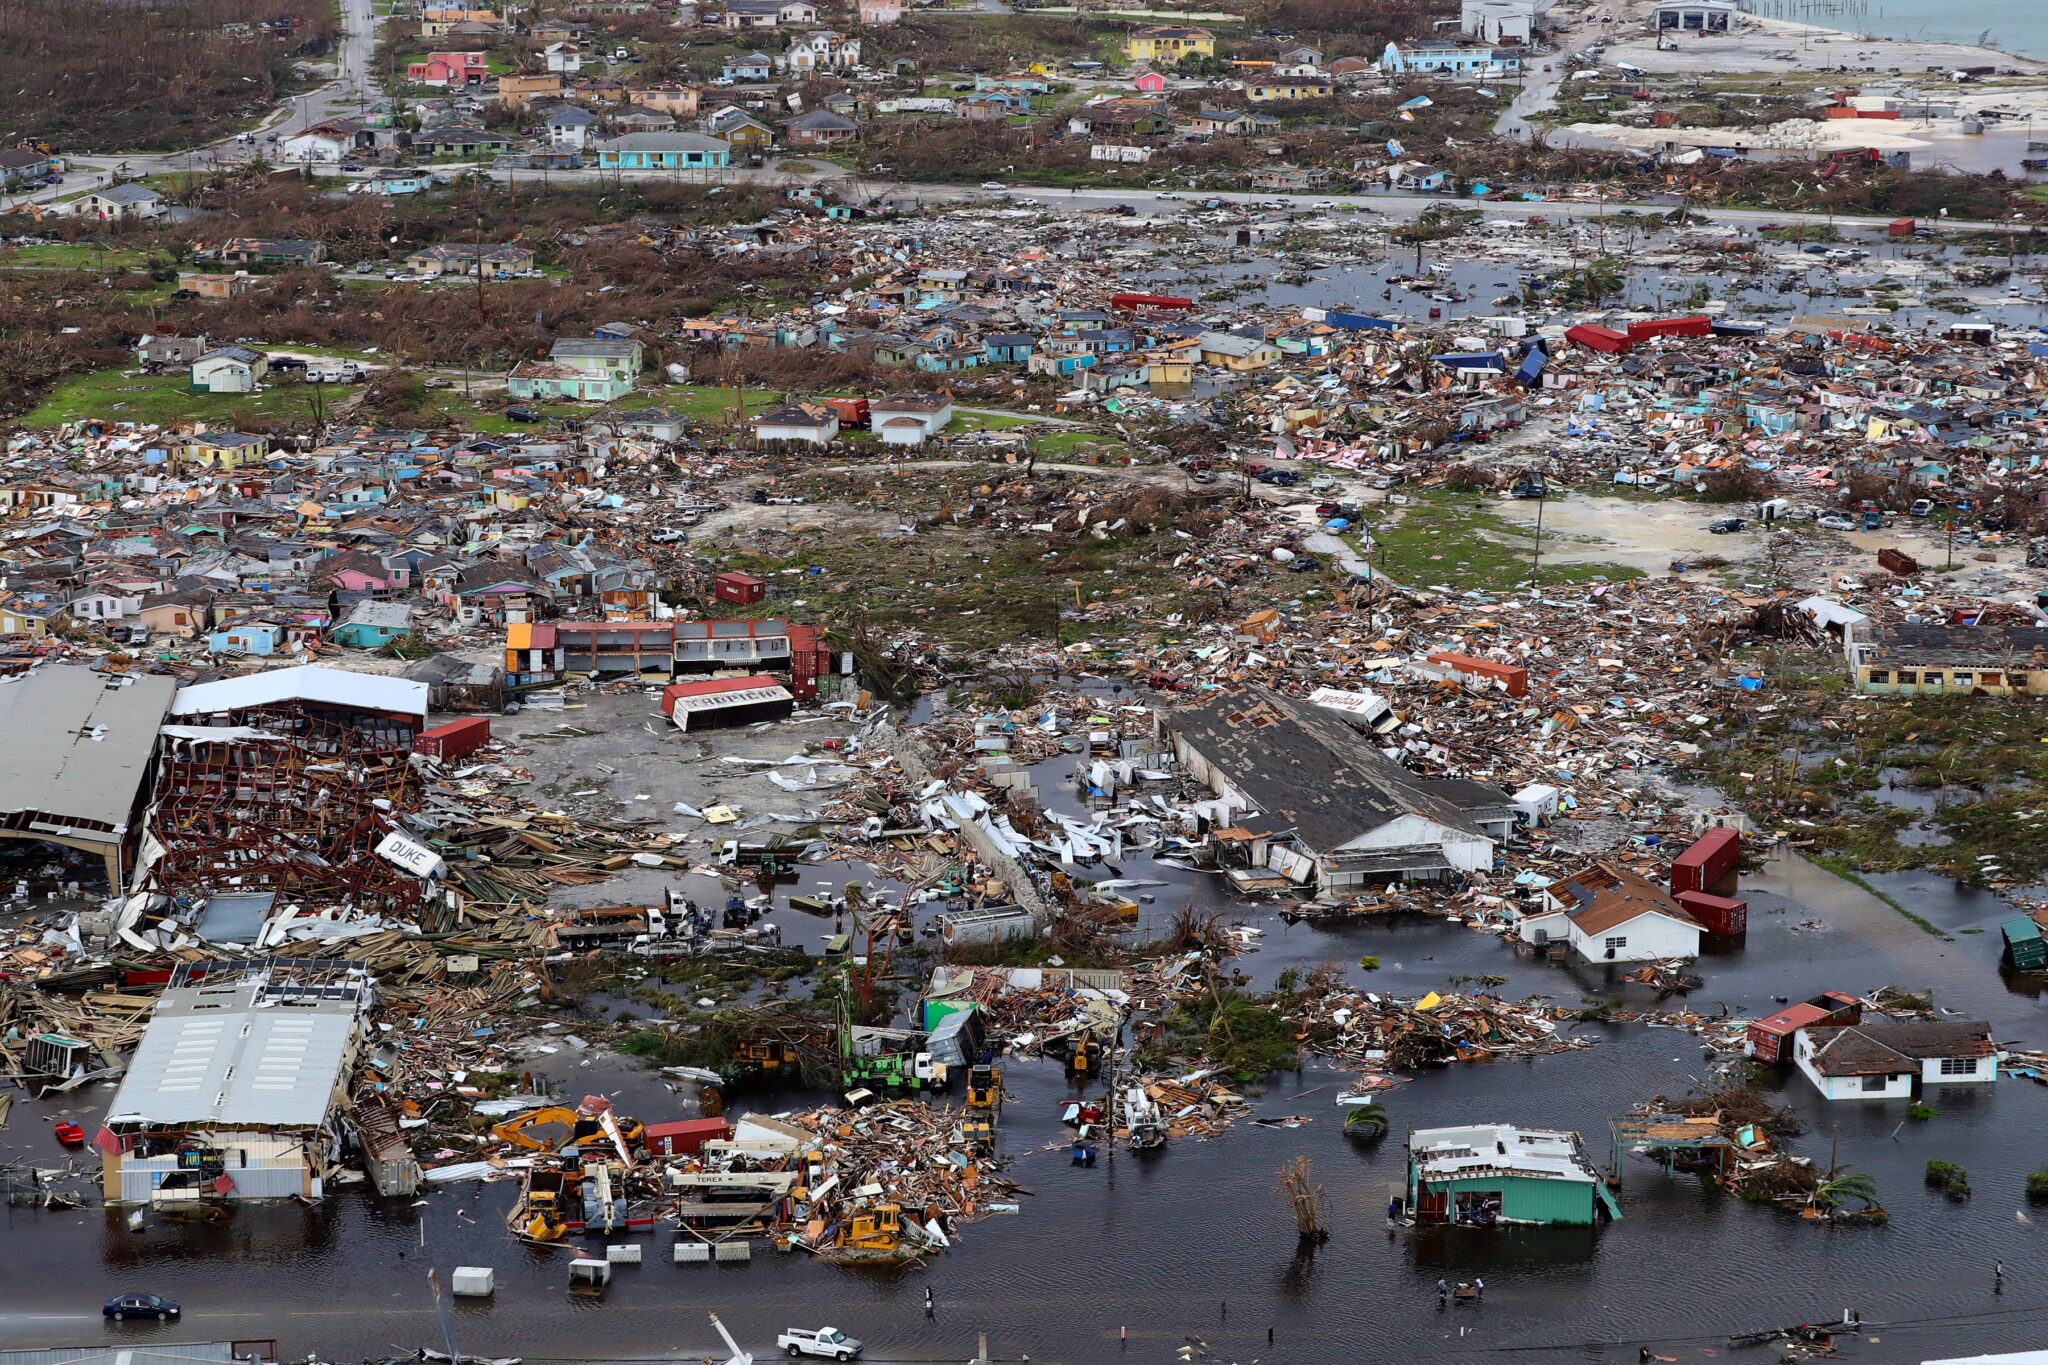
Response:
[1474, 1277, 1485, 1301]
[1436, 1278, 1449, 1308]
[924, 1286, 935, 1319]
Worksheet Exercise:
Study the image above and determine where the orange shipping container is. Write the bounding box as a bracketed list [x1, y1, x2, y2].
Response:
[1426, 650, 1529, 698]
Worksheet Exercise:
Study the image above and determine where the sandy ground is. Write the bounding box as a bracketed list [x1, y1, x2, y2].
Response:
[1588, 0, 2047, 75]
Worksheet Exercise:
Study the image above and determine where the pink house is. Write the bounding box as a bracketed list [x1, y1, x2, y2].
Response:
[858, 0, 901, 22]
[1131, 66, 1167, 92]
[315, 550, 409, 593]
[407, 51, 488, 86]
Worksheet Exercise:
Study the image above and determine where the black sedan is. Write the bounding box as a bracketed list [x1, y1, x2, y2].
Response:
[105, 1293, 181, 1321]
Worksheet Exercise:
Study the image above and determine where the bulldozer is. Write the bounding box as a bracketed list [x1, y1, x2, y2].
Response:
[845, 1202, 905, 1252]
[966, 1062, 1003, 1114]
[961, 1111, 994, 1152]
[733, 1037, 798, 1071]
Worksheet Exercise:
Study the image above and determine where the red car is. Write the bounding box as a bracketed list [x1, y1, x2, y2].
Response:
[53, 1121, 85, 1145]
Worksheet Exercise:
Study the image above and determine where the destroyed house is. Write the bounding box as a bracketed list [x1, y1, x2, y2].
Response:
[511, 620, 676, 675]
[1519, 861, 1704, 963]
[100, 961, 375, 1204]
[169, 664, 428, 745]
[1792, 1019, 1998, 1101]
[1851, 621, 2048, 697]
[1746, 991, 1861, 1063]
[0, 665, 178, 891]
[1405, 1123, 1615, 1226]
[1164, 687, 1495, 890]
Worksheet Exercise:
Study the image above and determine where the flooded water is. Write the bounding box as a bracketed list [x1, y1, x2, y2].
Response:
[10, 841, 2048, 1365]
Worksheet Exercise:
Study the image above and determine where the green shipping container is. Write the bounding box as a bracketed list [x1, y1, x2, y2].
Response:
[2002, 917, 2047, 971]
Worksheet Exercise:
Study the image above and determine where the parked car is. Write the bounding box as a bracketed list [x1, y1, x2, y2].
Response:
[105, 1294, 180, 1322]
[1815, 513, 1858, 531]
[1708, 517, 1747, 534]
[340, 163, 364, 173]
[1909, 498, 1936, 517]
[503, 406, 543, 423]
[778, 1327, 863, 1360]
[979, 181, 1006, 190]
[649, 528, 690, 544]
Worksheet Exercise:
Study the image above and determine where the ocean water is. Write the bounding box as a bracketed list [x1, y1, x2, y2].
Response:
[1747, 0, 2048, 60]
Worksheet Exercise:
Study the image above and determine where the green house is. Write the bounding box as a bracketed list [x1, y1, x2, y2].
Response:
[1404, 1123, 1618, 1227]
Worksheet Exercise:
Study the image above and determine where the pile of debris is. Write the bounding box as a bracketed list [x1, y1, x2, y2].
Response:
[1293, 986, 1591, 1070]
[779, 1099, 1025, 1262]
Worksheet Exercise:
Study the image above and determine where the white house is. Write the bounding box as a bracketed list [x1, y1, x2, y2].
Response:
[750, 401, 839, 445]
[1164, 688, 1500, 892]
[544, 41, 585, 72]
[76, 183, 163, 221]
[65, 589, 143, 624]
[545, 105, 601, 148]
[869, 392, 953, 437]
[1792, 1020, 1998, 1101]
[1517, 862, 1703, 963]
[190, 346, 269, 394]
[783, 29, 860, 70]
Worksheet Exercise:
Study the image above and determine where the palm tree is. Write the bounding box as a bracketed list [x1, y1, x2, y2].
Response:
[1811, 1170, 1880, 1213]
[1343, 1105, 1389, 1140]
[1558, 256, 1625, 306]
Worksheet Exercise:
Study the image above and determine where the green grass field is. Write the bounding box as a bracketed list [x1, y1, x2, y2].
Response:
[0, 244, 149, 270]
[1359, 490, 1644, 593]
[24, 368, 331, 427]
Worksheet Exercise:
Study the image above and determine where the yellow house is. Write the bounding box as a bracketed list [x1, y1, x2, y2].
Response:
[496, 73, 564, 106]
[1246, 77, 1333, 101]
[184, 431, 270, 469]
[1123, 24, 1215, 63]
[0, 601, 51, 636]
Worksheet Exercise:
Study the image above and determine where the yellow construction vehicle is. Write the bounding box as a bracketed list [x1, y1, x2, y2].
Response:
[523, 1208, 569, 1242]
[734, 1038, 796, 1071]
[962, 1112, 994, 1151]
[845, 1202, 905, 1252]
[966, 1062, 1003, 1115]
[1066, 1029, 1104, 1075]
[492, 1105, 645, 1157]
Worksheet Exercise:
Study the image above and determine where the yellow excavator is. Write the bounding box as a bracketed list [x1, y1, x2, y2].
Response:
[492, 1102, 645, 1163]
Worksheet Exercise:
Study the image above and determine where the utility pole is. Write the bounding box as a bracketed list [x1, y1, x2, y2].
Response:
[1529, 487, 1546, 588]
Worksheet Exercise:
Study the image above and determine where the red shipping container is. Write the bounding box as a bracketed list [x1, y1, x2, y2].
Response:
[1110, 292, 1194, 310]
[1564, 324, 1632, 353]
[1888, 217, 1916, 236]
[1625, 316, 1714, 343]
[1671, 827, 1740, 896]
[713, 571, 767, 606]
[415, 716, 491, 761]
[1426, 650, 1529, 698]
[643, 1117, 732, 1156]
[1677, 889, 1748, 936]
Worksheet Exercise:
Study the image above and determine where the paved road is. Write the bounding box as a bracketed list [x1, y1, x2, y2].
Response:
[4, 0, 377, 209]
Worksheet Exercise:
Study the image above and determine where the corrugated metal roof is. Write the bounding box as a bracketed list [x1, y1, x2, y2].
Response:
[0, 665, 177, 837]
[105, 973, 368, 1129]
[170, 665, 428, 720]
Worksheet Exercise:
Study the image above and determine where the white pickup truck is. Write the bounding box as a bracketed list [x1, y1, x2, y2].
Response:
[776, 1327, 863, 1360]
